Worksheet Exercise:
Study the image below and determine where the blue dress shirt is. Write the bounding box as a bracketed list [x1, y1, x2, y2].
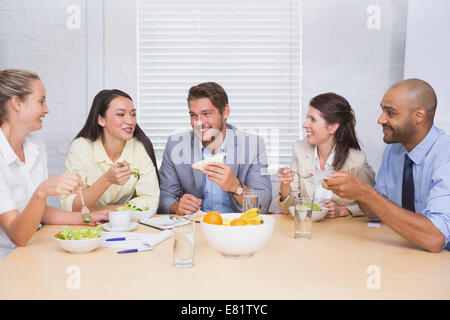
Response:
[374, 125, 450, 250]
[199, 138, 234, 213]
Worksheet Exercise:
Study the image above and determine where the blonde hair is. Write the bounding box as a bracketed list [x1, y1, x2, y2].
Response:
[0, 68, 40, 125]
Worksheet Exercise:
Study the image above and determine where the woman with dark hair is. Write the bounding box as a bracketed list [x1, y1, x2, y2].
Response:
[277, 92, 375, 218]
[60, 89, 160, 213]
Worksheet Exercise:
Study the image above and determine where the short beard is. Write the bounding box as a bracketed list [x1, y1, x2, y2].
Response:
[383, 116, 415, 145]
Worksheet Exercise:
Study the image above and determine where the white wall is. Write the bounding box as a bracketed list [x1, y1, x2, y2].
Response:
[404, 0, 450, 134]
[0, 0, 88, 208]
[1, 0, 409, 211]
[302, 0, 408, 172]
[104, 0, 137, 99]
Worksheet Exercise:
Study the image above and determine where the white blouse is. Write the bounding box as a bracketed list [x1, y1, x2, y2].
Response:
[312, 146, 334, 205]
[0, 129, 48, 260]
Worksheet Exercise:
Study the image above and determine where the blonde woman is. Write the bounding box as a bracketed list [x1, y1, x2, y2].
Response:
[0, 69, 109, 260]
[277, 92, 375, 218]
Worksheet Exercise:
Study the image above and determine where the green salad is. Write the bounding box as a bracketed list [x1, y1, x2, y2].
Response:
[296, 203, 323, 212]
[55, 225, 102, 240]
[117, 202, 149, 212]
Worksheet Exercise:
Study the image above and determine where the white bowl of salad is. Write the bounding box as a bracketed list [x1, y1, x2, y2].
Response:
[288, 203, 328, 222]
[116, 202, 157, 222]
[54, 226, 104, 254]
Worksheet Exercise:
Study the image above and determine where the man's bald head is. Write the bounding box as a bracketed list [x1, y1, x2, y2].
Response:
[389, 78, 437, 120]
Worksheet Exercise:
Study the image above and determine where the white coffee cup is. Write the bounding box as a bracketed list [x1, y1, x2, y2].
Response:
[109, 211, 130, 229]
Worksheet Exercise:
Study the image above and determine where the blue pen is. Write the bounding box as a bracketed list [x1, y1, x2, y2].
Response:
[106, 236, 144, 241]
[117, 246, 154, 254]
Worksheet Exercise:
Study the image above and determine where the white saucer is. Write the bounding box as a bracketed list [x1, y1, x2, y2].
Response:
[102, 222, 139, 232]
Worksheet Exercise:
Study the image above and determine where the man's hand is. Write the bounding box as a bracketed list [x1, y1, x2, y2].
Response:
[323, 171, 367, 201]
[175, 194, 202, 216]
[203, 162, 239, 192]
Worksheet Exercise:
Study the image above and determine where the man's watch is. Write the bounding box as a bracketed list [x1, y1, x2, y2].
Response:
[232, 180, 244, 196]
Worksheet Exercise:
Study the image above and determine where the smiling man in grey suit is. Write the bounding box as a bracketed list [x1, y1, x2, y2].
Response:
[158, 82, 272, 215]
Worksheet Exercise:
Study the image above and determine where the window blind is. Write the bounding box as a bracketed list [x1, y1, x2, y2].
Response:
[137, 0, 301, 174]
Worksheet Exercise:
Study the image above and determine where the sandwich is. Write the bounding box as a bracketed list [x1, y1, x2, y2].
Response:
[191, 152, 227, 171]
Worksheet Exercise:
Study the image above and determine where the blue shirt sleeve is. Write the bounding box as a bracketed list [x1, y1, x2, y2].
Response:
[422, 158, 450, 250]
[374, 145, 390, 199]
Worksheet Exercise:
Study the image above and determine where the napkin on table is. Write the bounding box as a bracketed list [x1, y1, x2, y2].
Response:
[101, 229, 174, 249]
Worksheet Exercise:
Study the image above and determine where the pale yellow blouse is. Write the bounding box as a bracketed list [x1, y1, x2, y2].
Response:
[60, 137, 159, 211]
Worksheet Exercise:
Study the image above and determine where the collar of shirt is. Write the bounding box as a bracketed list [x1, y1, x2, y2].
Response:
[0, 129, 40, 167]
[313, 145, 335, 170]
[93, 137, 135, 166]
[197, 130, 229, 161]
[406, 125, 442, 165]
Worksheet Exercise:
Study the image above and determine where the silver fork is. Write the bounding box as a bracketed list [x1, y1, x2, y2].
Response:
[291, 170, 313, 179]
[79, 189, 91, 223]
[73, 170, 91, 223]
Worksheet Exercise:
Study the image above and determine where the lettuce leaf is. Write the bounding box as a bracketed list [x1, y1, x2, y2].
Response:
[56, 225, 102, 240]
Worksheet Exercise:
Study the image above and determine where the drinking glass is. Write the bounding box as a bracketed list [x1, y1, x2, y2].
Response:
[243, 191, 259, 212]
[173, 217, 195, 269]
[293, 196, 313, 240]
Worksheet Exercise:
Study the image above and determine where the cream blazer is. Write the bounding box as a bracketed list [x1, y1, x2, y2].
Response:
[276, 140, 375, 217]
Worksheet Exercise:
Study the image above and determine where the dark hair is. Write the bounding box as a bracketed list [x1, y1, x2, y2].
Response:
[187, 82, 228, 114]
[309, 92, 361, 171]
[75, 89, 160, 184]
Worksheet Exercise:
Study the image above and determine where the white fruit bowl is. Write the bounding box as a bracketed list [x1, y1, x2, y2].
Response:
[200, 213, 275, 258]
[54, 234, 104, 254]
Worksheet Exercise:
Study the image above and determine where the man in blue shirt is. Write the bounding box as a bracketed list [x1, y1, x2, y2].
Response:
[325, 78, 450, 253]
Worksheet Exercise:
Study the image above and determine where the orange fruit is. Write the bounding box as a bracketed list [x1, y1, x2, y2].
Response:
[230, 218, 248, 226]
[203, 211, 223, 225]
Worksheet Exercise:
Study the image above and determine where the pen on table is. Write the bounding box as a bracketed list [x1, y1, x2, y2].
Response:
[106, 236, 145, 241]
[117, 246, 154, 254]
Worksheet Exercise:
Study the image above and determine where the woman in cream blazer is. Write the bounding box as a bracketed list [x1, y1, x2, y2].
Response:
[277, 92, 375, 218]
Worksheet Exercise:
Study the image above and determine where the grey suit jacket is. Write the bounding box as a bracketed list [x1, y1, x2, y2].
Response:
[158, 123, 272, 213]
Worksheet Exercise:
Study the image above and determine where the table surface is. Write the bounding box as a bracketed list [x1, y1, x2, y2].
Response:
[0, 214, 449, 300]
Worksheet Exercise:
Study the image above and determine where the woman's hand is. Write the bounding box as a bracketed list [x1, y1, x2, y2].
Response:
[36, 173, 84, 197]
[104, 162, 132, 185]
[86, 210, 110, 225]
[323, 200, 351, 219]
[278, 167, 294, 185]
[278, 167, 294, 201]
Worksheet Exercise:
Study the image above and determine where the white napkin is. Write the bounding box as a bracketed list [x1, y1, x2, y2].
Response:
[101, 229, 174, 249]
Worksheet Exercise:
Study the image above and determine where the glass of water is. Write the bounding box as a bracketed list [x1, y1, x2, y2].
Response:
[243, 191, 259, 212]
[173, 217, 195, 269]
[293, 196, 312, 240]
